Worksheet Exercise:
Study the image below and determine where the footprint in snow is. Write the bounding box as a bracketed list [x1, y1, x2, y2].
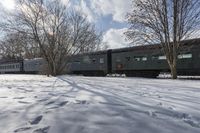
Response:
[157, 103, 175, 110]
[13, 97, 25, 99]
[29, 115, 43, 125]
[0, 96, 8, 99]
[168, 106, 174, 110]
[62, 94, 75, 98]
[46, 101, 68, 110]
[33, 126, 50, 133]
[153, 110, 200, 128]
[40, 90, 51, 93]
[11, 111, 19, 114]
[184, 119, 200, 128]
[8, 86, 12, 89]
[147, 110, 157, 117]
[75, 100, 88, 105]
[17, 88, 34, 93]
[58, 101, 68, 106]
[48, 93, 57, 96]
[45, 101, 56, 105]
[99, 102, 124, 107]
[14, 127, 31, 132]
[157, 95, 162, 98]
[18, 101, 31, 104]
[157, 102, 163, 106]
[37, 98, 49, 102]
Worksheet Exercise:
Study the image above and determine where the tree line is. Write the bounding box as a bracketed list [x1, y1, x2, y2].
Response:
[0, 0, 102, 76]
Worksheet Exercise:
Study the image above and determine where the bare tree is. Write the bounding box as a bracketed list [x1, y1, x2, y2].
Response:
[0, 32, 41, 59]
[1, 0, 101, 76]
[0, 33, 24, 59]
[126, 0, 200, 79]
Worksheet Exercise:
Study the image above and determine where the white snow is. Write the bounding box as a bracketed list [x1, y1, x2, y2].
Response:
[0, 74, 200, 133]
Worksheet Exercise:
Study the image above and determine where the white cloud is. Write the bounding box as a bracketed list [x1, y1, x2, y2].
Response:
[70, 0, 132, 23]
[90, 0, 132, 22]
[103, 28, 130, 49]
[67, 0, 97, 22]
[80, 0, 96, 22]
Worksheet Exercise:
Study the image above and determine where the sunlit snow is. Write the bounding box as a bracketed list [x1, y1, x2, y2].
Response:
[0, 75, 200, 133]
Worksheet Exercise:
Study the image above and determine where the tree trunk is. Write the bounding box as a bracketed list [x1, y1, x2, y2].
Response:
[53, 62, 57, 76]
[169, 63, 177, 79]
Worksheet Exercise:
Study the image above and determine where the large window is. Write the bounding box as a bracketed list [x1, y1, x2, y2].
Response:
[141, 57, 147, 61]
[178, 53, 192, 59]
[152, 55, 167, 60]
[133, 56, 147, 61]
[158, 55, 167, 60]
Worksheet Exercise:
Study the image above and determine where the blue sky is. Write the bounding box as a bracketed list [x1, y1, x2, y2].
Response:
[0, 0, 132, 49]
[68, 0, 132, 48]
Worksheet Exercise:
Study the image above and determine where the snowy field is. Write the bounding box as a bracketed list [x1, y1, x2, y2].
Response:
[0, 75, 200, 133]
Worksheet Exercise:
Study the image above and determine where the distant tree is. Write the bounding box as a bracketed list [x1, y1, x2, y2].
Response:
[0, 0, 101, 76]
[0, 33, 24, 59]
[0, 32, 41, 59]
[126, 0, 200, 79]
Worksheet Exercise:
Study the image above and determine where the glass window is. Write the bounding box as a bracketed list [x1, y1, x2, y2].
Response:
[152, 56, 158, 60]
[100, 58, 104, 64]
[134, 56, 147, 61]
[125, 57, 131, 61]
[116, 59, 121, 62]
[74, 61, 80, 64]
[92, 58, 96, 63]
[178, 53, 192, 59]
[134, 57, 140, 61]
[83, 56, 90, 63]
[141, 57, 147, 61]
[158, 55, 166, 60]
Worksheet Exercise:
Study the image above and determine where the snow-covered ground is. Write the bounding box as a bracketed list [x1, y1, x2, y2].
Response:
[0, 75, 200, 133]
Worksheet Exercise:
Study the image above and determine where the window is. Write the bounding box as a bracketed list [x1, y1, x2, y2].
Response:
[92, 58, 96, 63]
[134, 57, 140, 61]
[83, 56, 90, 63]
[158, 55, 166, 60]
[141, 57, 147, 61]
[74, 61, 80, 64]
[125, 57, 131, 61]
[100, 58, 104, 64]
[116, 59, 121, 62]
[134, 56, 147, 61]
[152, 56, 158, 60]
[178, 53, 192, 59]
